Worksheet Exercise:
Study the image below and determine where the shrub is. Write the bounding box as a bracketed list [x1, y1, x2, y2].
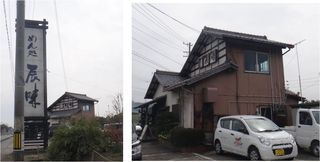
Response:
[47, 119, 109, 160]
[170, 127, 204, 147]
[153, 111, 179, 135]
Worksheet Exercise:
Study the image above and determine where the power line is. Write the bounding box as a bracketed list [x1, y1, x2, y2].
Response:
[133, 51, 170, 70]
[133, 37, 182, 66]
[286, 76, 319, 82]
[133, 87, 147, 92]
[288, 80, 319, 89]
[53, 0, 68, 91]
[135, 79, 150, 84]
[147, 3, 200, 33]
[133, 25, 184, 51]
[2, 0, 14, 85]
[133, 57, 160, 70]
[133, 17, 182, 47]
[287, 79, 319, 85]
[139, 4, 188, 42]
[134, 4, 184, 42]
[133, 75, 150, 83]
[133, 88, 147, 93]
[132, 50, 170, 71]
[304, 83, 319, 90]
[133, 5, 185, 42]
[47, 70, 114, 95]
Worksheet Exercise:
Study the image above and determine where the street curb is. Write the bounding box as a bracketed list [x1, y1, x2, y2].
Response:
[1, 135, 13, 142]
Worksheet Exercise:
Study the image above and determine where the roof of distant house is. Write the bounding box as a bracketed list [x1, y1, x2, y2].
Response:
[285, 89, 305, 101]
[145, 70, 186, 99]
[48, 92, 98, 110]
[65, 92, 98, 102]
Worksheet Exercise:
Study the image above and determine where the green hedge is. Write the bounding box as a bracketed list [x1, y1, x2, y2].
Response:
[47, 119, 109, 160]
[170, 127, 204, 147]
[154, 111, 179, 135]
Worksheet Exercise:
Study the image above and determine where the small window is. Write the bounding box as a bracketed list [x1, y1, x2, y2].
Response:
[232, 119, 247, 133]
[82, 105, 90, 112]
[244, 51, 269, 73]
[299, 111, 312, 125]
[220, 119, 231, 129]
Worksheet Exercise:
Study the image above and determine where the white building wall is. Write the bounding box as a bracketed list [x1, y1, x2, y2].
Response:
[153, 85, 179, 112]
[183, 91, 194, 128]
[153, 85, 194, 129]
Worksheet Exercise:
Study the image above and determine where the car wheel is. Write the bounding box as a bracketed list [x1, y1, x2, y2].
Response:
[248, 147, 261, 160]
[311, 141, 319, 157]
[215, 140, 223, 154]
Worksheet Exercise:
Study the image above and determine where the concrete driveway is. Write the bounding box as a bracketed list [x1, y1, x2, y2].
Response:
[141, 141, 212, 161]
[141, 141, 320, 161]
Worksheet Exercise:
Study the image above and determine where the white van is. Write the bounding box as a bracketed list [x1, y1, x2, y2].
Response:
[282, 108, 320, 157]
[214, 115, 298, 160]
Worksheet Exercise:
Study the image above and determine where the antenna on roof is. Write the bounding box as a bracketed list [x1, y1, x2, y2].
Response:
[294, 39, 306, 103]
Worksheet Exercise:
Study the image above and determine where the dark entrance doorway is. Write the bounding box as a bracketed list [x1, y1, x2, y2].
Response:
[202, 103, 213, 131]
[260, 107, 272, 120]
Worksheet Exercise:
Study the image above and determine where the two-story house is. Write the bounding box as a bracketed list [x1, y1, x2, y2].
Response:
[136, 27, 302, 139]
[48, 92, 98, 127]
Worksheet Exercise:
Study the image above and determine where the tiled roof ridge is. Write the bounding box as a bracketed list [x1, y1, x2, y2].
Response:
[65, 91, 87, 96]
[155, 69, 180, 75]
[203, 26, 268, 40]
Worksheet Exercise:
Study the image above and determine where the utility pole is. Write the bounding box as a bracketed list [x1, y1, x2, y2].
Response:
[294, 39, 306, 103]
[14, 0, 25, 160]
[183, 42, 192, 57]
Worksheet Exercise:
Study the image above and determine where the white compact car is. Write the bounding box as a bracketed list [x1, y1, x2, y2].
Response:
[214, 115, 298, 160]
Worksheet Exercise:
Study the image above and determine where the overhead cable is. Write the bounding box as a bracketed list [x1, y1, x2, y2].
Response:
[147, 3, 200, 33]
[133, 37, 182, 66]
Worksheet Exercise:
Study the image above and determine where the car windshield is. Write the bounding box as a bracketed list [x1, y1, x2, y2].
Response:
[312, 111, 320, 124]
[244, 118, 281, 132]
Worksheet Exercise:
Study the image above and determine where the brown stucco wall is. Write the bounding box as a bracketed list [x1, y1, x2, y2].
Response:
[230, 44, 286, 111]
[190, 42, 286, 131]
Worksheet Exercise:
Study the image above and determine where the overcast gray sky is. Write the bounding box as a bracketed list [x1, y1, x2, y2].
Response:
[1, 0, 122, 127]
[132, 3, 320, 103]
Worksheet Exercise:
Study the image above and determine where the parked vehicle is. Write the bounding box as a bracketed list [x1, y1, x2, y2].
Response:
[214, 115, 298, 160]
[132, 124, 142, 160]
[282, 108, 320, 157]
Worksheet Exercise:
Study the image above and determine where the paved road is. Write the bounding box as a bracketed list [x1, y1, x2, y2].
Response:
[202, 149, 320, 161]
[141, 141, 320, 161]
[1, 137, 13, 161]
